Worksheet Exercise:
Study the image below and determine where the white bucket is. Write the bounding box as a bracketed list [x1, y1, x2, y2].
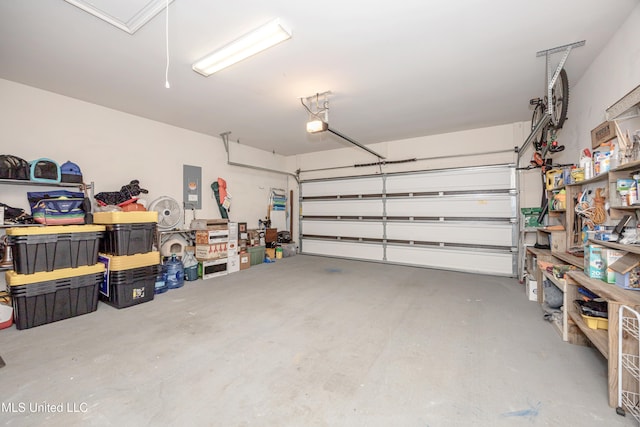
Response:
[0, 304, 13, 330]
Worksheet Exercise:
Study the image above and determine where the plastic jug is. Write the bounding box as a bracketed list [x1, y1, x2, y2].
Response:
[154, 264, 169, 294]
[164, 254, 184, 289]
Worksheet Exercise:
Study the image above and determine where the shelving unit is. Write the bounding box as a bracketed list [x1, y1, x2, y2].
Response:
[516, 83, 640, 411]
[1, 178, 94, 228]
[566, 269, 640, 407]
[0, 178, 95, 272]
[155, 229, 195, 260]
[540, 268, 569, 341]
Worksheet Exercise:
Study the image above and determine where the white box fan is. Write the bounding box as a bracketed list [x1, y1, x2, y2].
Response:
[148, 196, 183, 230]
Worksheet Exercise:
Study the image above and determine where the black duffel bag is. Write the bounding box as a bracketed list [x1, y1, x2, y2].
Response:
[0, 155, 30, 180]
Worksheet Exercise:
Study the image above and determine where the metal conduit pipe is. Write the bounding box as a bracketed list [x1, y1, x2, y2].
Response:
[220, 132, 299, 184]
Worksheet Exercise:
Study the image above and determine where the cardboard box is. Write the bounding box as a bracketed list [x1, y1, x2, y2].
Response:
[195, 242, 228, 260]
[239, 253, 250, 270]
[190, 219, 228, 230]
[195, 229, 228, 245]
[228, 222, 238, 240]
[227, 254, 240, 274]
[199, 258, 227, 279]
[591, 121, 617, 149]
[585, 244, 606, 279]
[604, 249, 625, 284]
[265, 228, 278, 243]
[526, 276, 537, 302]
[227, 239, 238, 256]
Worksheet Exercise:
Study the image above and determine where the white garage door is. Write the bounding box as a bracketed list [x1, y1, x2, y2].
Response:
[300, 164, 517, 276]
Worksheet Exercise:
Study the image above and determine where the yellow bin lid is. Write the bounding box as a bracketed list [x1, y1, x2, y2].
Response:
[6, 225, 105, 236]
[6, 263, 105, 286]
[93, 211, 158, 224]
[99, 251, 160, 271]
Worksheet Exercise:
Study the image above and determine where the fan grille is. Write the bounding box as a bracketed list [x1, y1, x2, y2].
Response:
[149, 196, 182, 230]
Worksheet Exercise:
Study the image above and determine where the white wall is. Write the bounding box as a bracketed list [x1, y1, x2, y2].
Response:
[557, 3, 640, 162]
[0, 79, 291, 230]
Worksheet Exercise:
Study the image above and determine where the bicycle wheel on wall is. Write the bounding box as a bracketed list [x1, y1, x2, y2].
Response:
[530, 102, 546, 150]
[551, 68, 569, 129]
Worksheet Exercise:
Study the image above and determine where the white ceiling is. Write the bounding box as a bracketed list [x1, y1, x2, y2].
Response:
[1, 0, 638, 156]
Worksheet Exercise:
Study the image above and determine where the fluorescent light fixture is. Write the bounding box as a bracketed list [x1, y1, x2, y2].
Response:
[306, 119, 328, 133]
[193, 19, 292, 76]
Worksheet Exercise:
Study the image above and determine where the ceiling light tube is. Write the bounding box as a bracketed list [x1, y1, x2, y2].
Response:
[193, 18, 292, 76]
[306, 119, 328, 133]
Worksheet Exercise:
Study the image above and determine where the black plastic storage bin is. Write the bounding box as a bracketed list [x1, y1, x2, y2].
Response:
[93, 211, 157, 256]
[100, 223, 156, 256]
[6, 225, 105, 274]
[98, 251, 161, 309]
[7, 264, 105, 330]
[100, 264, 160, 308]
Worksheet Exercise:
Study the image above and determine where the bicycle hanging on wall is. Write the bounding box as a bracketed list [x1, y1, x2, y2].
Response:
[517, 40, 586, 225]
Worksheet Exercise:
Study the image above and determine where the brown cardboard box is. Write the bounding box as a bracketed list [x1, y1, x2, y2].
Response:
[265, 247, 276, 259]
[195, 242, 228, 260]
[195, 229, 228, 245]
[265, 228, 277, 243]
[591, 121, 617, 149]
[239, 253, 250, 270]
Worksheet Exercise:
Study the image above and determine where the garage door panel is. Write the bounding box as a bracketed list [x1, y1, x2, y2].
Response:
[385, 194, 515, 218]
[302, 239, 383, 261]
[386, 244, 514, 276]
[300, 164, 516, 276]
[301, 176, 383, 197]
[302, 220, 383, 239]
[386, 221, 514, 246]
[302, 199, 383, 216]
[385, 167, 514, 194]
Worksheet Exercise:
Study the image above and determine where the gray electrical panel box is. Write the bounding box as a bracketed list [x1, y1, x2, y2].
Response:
[183, 165, 202, 210]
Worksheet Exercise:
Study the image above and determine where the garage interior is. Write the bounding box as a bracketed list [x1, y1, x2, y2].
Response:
[1, 1, 640, 425]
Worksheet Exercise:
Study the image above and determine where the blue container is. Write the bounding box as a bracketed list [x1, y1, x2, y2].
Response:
[164, 254, 184, 289]
[184, 264, 198, 281]
[154, 265, 169, 294]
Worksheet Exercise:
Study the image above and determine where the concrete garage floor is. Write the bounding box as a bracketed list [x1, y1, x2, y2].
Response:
[0, 255, 635, 426]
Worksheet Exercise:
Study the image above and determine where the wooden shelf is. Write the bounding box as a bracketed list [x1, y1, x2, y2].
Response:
[612, 159, 640, 173]
[542, 269, 568, 292]
[526, 246, 552, 257]
[609, 205, 640, 210]
[589, 239, 640, 255]
[568, 311, 609, 359]
[567, 270, 640, 307]
[552, 251, 583, 268]
[567, 171, 609, 186]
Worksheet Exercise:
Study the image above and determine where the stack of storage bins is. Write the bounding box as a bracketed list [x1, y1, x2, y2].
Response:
[5, 225, 106, 329]
[93, 211, 160, 309]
